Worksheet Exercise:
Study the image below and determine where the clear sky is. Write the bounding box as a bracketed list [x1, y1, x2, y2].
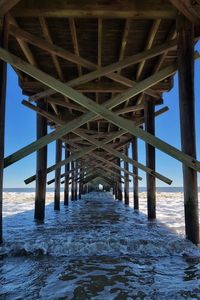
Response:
[3, 43, 200, 188]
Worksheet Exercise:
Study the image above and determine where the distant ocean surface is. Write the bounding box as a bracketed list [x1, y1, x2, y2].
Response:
[3, 186, 200, 193]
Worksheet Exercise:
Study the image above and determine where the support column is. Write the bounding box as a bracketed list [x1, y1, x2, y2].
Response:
[131, 136, 139, 210]
[124, 145, 129, 205]
[0, 15, 8, 244]
[71, 161, 75, 200]
[54, 139, 62, 210]
[144, 98, 156, 220]
[35, 100, 47, 221]
[79, 163, 82, 199]
[116, 157, 122, 201]
[64, 145, 69, 205]
[74, 161, 78, 200]
[177, 14, 199, 245]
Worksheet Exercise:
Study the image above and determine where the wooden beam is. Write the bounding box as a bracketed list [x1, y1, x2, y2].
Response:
[39, 16, 64, 80]
[170, 0, 200, 26]
[131, 136, 139, 210]
[124, 144, 129, 205]
[1, 49, 200, 174]
[54, 139, 62, 210]
[0, 0, 21, 15]
[9, 16, 37, 66]
[74, 129, 171, 184]
[11, 0, 177, 19]
[0, 14, 8, 244]
[64, 145, 69, 205]
[25, 129, 126, 184]
[136, 19, 161, 81]
[69, 18, 82, 77]
[6, 24, 166, 100]
[145, 98, 156, 220]
[116, 157, 122, 201]
[23, 100, 170, 185]
[177, 14, 199, 245]
[34, 100, 47, 221]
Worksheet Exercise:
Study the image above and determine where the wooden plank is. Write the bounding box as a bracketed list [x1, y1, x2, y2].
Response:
[54, 139, 62, 210]
[1, 49, 200, 173]
[136, 19, 161, 81]
[34, 100, 47, 221]
[124, 144, 129, 205]
[11, 0, 177, 19]
[145, 98, 156, 220]
[131, 136, 139, 210]
[69, 18, 82, 77]
[9, 16, 37, 66]
[170, 0, 200, 26]
[177, 14, 199, 245]
[0, 14, 8, 244]
[0, 0, 21, 15]
[7, 24, 164, 100]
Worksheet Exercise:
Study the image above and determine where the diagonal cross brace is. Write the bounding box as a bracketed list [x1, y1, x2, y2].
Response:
[22, 100, 170, 184]
[1, 49, 200, 174]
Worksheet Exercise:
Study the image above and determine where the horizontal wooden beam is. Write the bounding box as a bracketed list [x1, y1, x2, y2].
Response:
[1, 48, 200, 174]
[21, 80, 172, 94]
[11, 0, 177, 19]
[8, 24, 169, 101]
[3, 45, 170, 170]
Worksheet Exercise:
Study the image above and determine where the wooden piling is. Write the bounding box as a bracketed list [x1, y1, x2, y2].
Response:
[124, 145, 129, 205]
[71, 161, 75, 200]
[116, 157, 122, 200]
[177, 14, 199, 245]
[144, 98, 156, 220]
[64, 145, 69, 205]
[131, 137, 139, 210]
[74, 161, 78, 200]
[35, 100, 47, 221]
[54, 139, 62, 210]
[79, 163, 82, 199]
[0, 15, 8, 243]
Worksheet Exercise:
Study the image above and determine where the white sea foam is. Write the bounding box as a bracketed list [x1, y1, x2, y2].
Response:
[1, 192, 200, 299]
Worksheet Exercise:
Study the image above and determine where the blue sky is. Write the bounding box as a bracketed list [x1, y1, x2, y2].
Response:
[3, 44, 200, 188]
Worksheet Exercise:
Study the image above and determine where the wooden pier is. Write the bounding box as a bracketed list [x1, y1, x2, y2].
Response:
[0, 0, 200, 244]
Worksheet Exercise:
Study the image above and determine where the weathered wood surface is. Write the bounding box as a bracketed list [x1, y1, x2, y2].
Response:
[64, 145, 69, 205]
[170, 0, 200, 26]
[177, 15, 199, 245]
[132, 136, 139, 210]
[34, 100, 47, 221]
[1, 49, 200, 174]
[11, 0, 177, 19]
[145, 99, 156, 220]
[124, 145, 129, 205]
[54, 139, 62, 210]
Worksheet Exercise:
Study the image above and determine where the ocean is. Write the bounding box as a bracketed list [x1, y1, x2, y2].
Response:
[0, 190, 200, 299]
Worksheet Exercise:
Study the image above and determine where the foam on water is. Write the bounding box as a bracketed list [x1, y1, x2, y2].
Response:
[1, 191, 200, 299]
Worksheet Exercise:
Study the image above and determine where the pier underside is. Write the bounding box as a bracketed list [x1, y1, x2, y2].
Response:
[0, 0, 200, 244]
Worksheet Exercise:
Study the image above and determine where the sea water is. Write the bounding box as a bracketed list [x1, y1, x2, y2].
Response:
[0, 190, 200, 299]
